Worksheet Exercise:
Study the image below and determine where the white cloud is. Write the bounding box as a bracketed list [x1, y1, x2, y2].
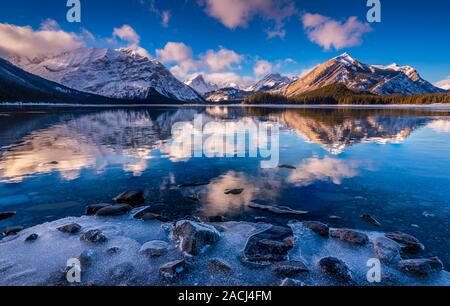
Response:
[302, 13, 372, 50]
[156, 42, 199, 78]
[253, 60, 273, 77]
[201, 47, 243, 71]
[113, 24, 140, 45]
[0, 21, 84, 59]
[199, 0, 297, 38]
[162, 11, 171, 27]
[202, 72, 253, 88]
[434, 76, 450, 90]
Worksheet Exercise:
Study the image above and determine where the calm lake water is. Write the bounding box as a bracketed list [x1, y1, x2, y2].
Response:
[0, 106, 449, 269]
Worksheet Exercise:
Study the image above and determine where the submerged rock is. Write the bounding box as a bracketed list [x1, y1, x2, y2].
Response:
[95, 204, 132, 217]
[243, 225, 294, 264]
[173, 220, 221, 255]
[303, 221, 329, 237]
[160, 259, 186, 281]
[57, 223, 81, 235]
[106, 246, 121, 256]
[80, 230, 107, 244]
[330, 229, 369, 245]
[207, 216, 227, 223]
[139, 240, 169, 257]
[79, 249, 96, 268]
[248, 203, 308, 216]
[272, 260, 309, 278]
[372, 237, 401, 264]
[25, 233, 39, 242]
[318, 257, 353, 283]
[3, 226, 24, 237]
[0, 211, 16, 221]
[224, 188, 244, 195]
[278, 164, 297, 170]
[385, 232, 425, 254]
[108, 262, 136, 284]
[133, 207, 170, 222]
[85, 204, 111, 216]
[397, 257, 443, 276]
[360, 214, 381, 227]
[208, 259, 232, 273]
[113, 190, 145, 206]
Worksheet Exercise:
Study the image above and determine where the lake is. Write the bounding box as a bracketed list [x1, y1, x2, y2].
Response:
[0, 105, 449, 272]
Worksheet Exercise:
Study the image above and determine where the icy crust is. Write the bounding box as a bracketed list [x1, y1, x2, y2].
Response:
[0, 215, 448, 286]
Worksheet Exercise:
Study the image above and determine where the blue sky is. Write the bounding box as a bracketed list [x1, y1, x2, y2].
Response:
[0, 0, 449, 84]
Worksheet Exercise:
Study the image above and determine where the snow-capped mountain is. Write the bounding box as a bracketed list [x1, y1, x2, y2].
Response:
[184, 74, 218, 95]
[0, 58, 108, 103]
[285, 53, 444, 97]
[435, 77, 450, 90]
[11, 48, 204, 103]
[204, 87, 252, 102]
[247, 73, 293, 93]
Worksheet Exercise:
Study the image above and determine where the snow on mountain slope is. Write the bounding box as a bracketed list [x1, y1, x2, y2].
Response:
[247, 73, 293, 93]
[13, 48, 204, 103]
[204, 87, 252, 102]
[435, 77, 450, 90]
[0, 58, 107, 103]
[285, 53, 444, 97]
[184, 74, 218, 95]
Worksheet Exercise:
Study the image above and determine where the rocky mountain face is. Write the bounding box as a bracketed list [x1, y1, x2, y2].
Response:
[204, 87, 252, 102]
[0, 58, 108, 103]
[184, 74, 218, 95]
[285, 53, 444, 97]
[10, 47, 204, 103]
[247, 73, 293, 93]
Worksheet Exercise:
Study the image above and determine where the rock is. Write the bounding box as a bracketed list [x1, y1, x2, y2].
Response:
[178, 182, 209, 188]
[243, 225, 294, 264]
[397, 257, 443, 276]
[248, 203, 308, 216]
[108, 262, 136, 283]
[278, 164, 297, 170]
[133, 207, 170, 222]
[0, 211, 16, 221]
[106, 247, 120, 255]
[95, 204, 132, 217]
[330, 229, 369, 245]
[272, 260, 309, 278]
[173, 220, 221, 255]
[139, 240, 169, 257]
[113, 190, 145, 206]
[57, 223, 81, 234]
[360, 214, 381, 227]
[25, 233, 39, 242]
[160, 259, 186, 281]
[85, 204, 111, 215]
[208, 259, 232, 273]
[208, 215, 226, 223]
[3, 226, 24, 237]
[79, 249, 96, 268]
[80, 230, 107, 244]
[224, 188, 244, 195]
[318, 257, 353, 282]
[280, 278, 302, 286]
[303, 221, 329, 237]
[372, 237, 401, 264]
[385, 232, 425, 254]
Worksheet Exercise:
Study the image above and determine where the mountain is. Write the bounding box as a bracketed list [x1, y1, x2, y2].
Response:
[11, 47, 204, 103]
[204, 87, 252, 102]
[247, 73, 293, 93]
[435, 77, 450, 90]
[285, 53, 444, 97]
[0, 58, 111, 103]
[184, 74, 218, 95]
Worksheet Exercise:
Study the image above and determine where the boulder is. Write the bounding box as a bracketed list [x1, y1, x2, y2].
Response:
[385, 232, 425, 254]
[139, 240, 169, 257]
[113, 190, 145, 206]
[318, 257, 353, 282]
[303, 221, 330, 237]
[95, 204, 132, 217]
[330, 229, 369, 245]
[173, 220, 221, 255]
[57, 223, 81, 234]
[272, 260, 309, 278]
[80, 229, 107, 244]
[372, 237, 401, 264]
[397, 257, 443, 276]
[243, 225, 294, 264]
[360, 214, 381, 227]
[208, 259, 232, 273]
[160, 259, 186, 281]
[85, 204, 111, 216]
[3, 226, 24, 237]
[0, 211, 16, 221]
[25, 233, 39, 242]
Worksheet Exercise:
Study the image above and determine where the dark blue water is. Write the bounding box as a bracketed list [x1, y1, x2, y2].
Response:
[0, 106, 449, 268]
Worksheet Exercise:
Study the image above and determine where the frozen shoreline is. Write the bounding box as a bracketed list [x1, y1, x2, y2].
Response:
[0, 207, 448, 286]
